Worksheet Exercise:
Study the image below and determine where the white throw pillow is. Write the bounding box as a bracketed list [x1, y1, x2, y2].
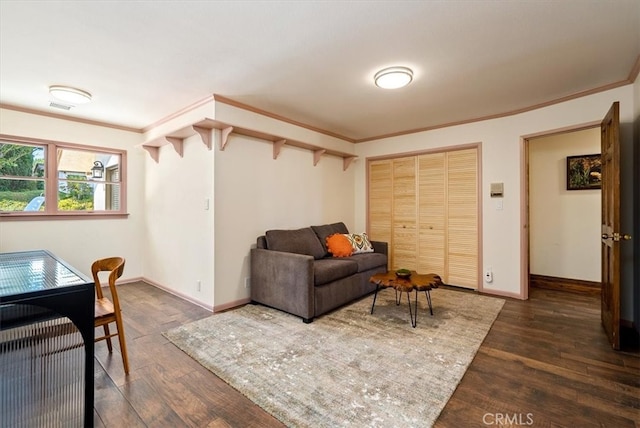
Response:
[344, 233, 375, 254]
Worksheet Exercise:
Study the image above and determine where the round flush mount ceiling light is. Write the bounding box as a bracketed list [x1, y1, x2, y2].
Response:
[374, 66, 413, 89]
[49, 85, 92, 105]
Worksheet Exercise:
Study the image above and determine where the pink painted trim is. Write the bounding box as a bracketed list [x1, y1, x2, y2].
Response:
[520, 121, 601, 140]
[213, 298, 252, 313]
[141, 95, 215, 133]
[117, 276, 144, 285]
[365, 142, 480, 162]
[95, 276, 142, 292]
[476, 143, 484, 292]
[213, 94, 355, 143]
[0, 133, 128, 218]
[481, 287, 525, 300]
[0, 212, 129, 221]
[142, 277, 213, 312]
[355, 80, 634, 143]
[141, 277, 249, 313]
[1, 133, 129, 153]
[0, 104, 142, 133]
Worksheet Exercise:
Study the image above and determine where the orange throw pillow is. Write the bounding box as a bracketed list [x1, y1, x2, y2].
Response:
[326, 233, 353, 257]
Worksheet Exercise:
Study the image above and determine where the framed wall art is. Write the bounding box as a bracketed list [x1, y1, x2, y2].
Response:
[566, 153, 601, 190]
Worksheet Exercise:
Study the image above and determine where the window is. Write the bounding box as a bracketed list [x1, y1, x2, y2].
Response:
[0, 135, 127, 218]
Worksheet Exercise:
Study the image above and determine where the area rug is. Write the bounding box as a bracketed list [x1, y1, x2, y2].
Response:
[164, 288, 504, 428]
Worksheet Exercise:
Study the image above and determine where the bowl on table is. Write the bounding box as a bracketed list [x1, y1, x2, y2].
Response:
[395, 269, 412, 278]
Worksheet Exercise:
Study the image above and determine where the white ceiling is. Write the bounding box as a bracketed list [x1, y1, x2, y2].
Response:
[1, 1, 638, 142]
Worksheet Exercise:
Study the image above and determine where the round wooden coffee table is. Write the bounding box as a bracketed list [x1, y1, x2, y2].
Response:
[369, 271, 443, 328]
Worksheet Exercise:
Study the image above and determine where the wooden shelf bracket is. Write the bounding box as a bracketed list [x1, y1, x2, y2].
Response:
[192, 125, 212, 150]
[142, 145, 160, 163]
[165, 137, 184, 158]
[313, 149, 326, 166]
[273, 139, 286, 159]
[343, 156, 357, 171]
[220, 126, 234, 151]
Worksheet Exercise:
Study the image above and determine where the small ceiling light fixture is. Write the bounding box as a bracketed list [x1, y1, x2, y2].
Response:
[49, 85, 92, 105]
[374, 66, 414, 89]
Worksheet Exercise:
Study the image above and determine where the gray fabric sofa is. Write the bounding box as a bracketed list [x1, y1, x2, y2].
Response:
[250, 222, 388, 323]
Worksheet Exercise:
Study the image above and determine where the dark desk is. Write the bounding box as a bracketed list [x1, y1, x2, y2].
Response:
[0, 250, 94, 427]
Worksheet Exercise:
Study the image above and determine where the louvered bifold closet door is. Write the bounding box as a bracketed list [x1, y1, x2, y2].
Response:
[417, 153, 446, 276]
[446, 148, 478, 288]
[368, 160, 393, 249]
[391, 157, 417, 270]
[367, 147, 478, 288]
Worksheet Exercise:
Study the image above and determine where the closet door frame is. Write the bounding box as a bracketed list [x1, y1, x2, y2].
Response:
[366, 142, 483, 291]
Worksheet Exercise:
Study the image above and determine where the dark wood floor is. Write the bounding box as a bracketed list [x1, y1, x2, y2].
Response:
[94, 282, 639, 427]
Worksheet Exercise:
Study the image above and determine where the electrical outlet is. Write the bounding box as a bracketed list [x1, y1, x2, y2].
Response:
[484, 268, 493, 283]
[244, 277, 251, 289]
[196, 280, 201, 291]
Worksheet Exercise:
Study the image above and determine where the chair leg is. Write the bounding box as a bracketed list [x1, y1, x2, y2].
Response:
[103, 324, 113, 352]
[115, 316, 130, 375]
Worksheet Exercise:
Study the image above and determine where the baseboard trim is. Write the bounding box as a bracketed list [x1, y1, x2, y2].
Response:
[530, 274, 600, 295]
[214, 298, 251, 313]
[119, 276, 144, 285]
[124, 277, 250, 313]
[479, 287, 525, 300]
[142, 277, 213, 312]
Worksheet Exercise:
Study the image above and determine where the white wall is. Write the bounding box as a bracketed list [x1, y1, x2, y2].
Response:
[141, 105, 357, 311]
[143, 134, 215, 308]
[0, 108, 145, 280]
[353, 85, 635, 314]
[213, 132, 355, 309]
[528, 128, 601, 281]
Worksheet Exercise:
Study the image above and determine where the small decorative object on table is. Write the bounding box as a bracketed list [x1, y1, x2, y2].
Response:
[395, 268, 412, 278]
[370, 270, 443, 328]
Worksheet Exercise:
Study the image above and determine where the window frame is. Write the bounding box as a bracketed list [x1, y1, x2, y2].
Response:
[0, 134, 128, 220]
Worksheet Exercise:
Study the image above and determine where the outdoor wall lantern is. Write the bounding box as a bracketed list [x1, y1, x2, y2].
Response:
[91, 161, 104, 179]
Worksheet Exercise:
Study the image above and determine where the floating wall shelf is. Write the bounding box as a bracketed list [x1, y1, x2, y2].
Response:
[141, 118, 357, 170]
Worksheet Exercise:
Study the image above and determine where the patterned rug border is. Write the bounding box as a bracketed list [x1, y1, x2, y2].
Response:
[164, 288, 505, 427]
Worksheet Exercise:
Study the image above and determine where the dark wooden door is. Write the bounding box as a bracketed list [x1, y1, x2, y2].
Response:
[600, 102, 621, 350]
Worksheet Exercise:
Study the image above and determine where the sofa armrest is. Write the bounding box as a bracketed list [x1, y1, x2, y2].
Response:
[250, 248, 315, 320]
[371, 240, 388, 257]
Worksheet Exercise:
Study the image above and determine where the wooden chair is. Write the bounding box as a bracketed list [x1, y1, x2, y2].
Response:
[92, 257, 129, 374]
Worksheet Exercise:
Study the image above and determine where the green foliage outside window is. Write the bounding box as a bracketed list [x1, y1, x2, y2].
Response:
[59, 174, 94, 210]
[0, 189, 42, 210]
[0, 144, 42, 191]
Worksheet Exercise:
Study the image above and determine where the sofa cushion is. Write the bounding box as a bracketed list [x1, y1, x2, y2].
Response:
[311, 222, 349, 256]
[326, 233, 353, 257]
[347, 252, 388, 272]
[313, 258, 358, 286]
[345, 232, 375, 254]
[265, 227, 326, 260]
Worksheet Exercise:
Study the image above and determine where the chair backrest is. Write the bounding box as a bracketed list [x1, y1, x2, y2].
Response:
[91, 257, 126, 305]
